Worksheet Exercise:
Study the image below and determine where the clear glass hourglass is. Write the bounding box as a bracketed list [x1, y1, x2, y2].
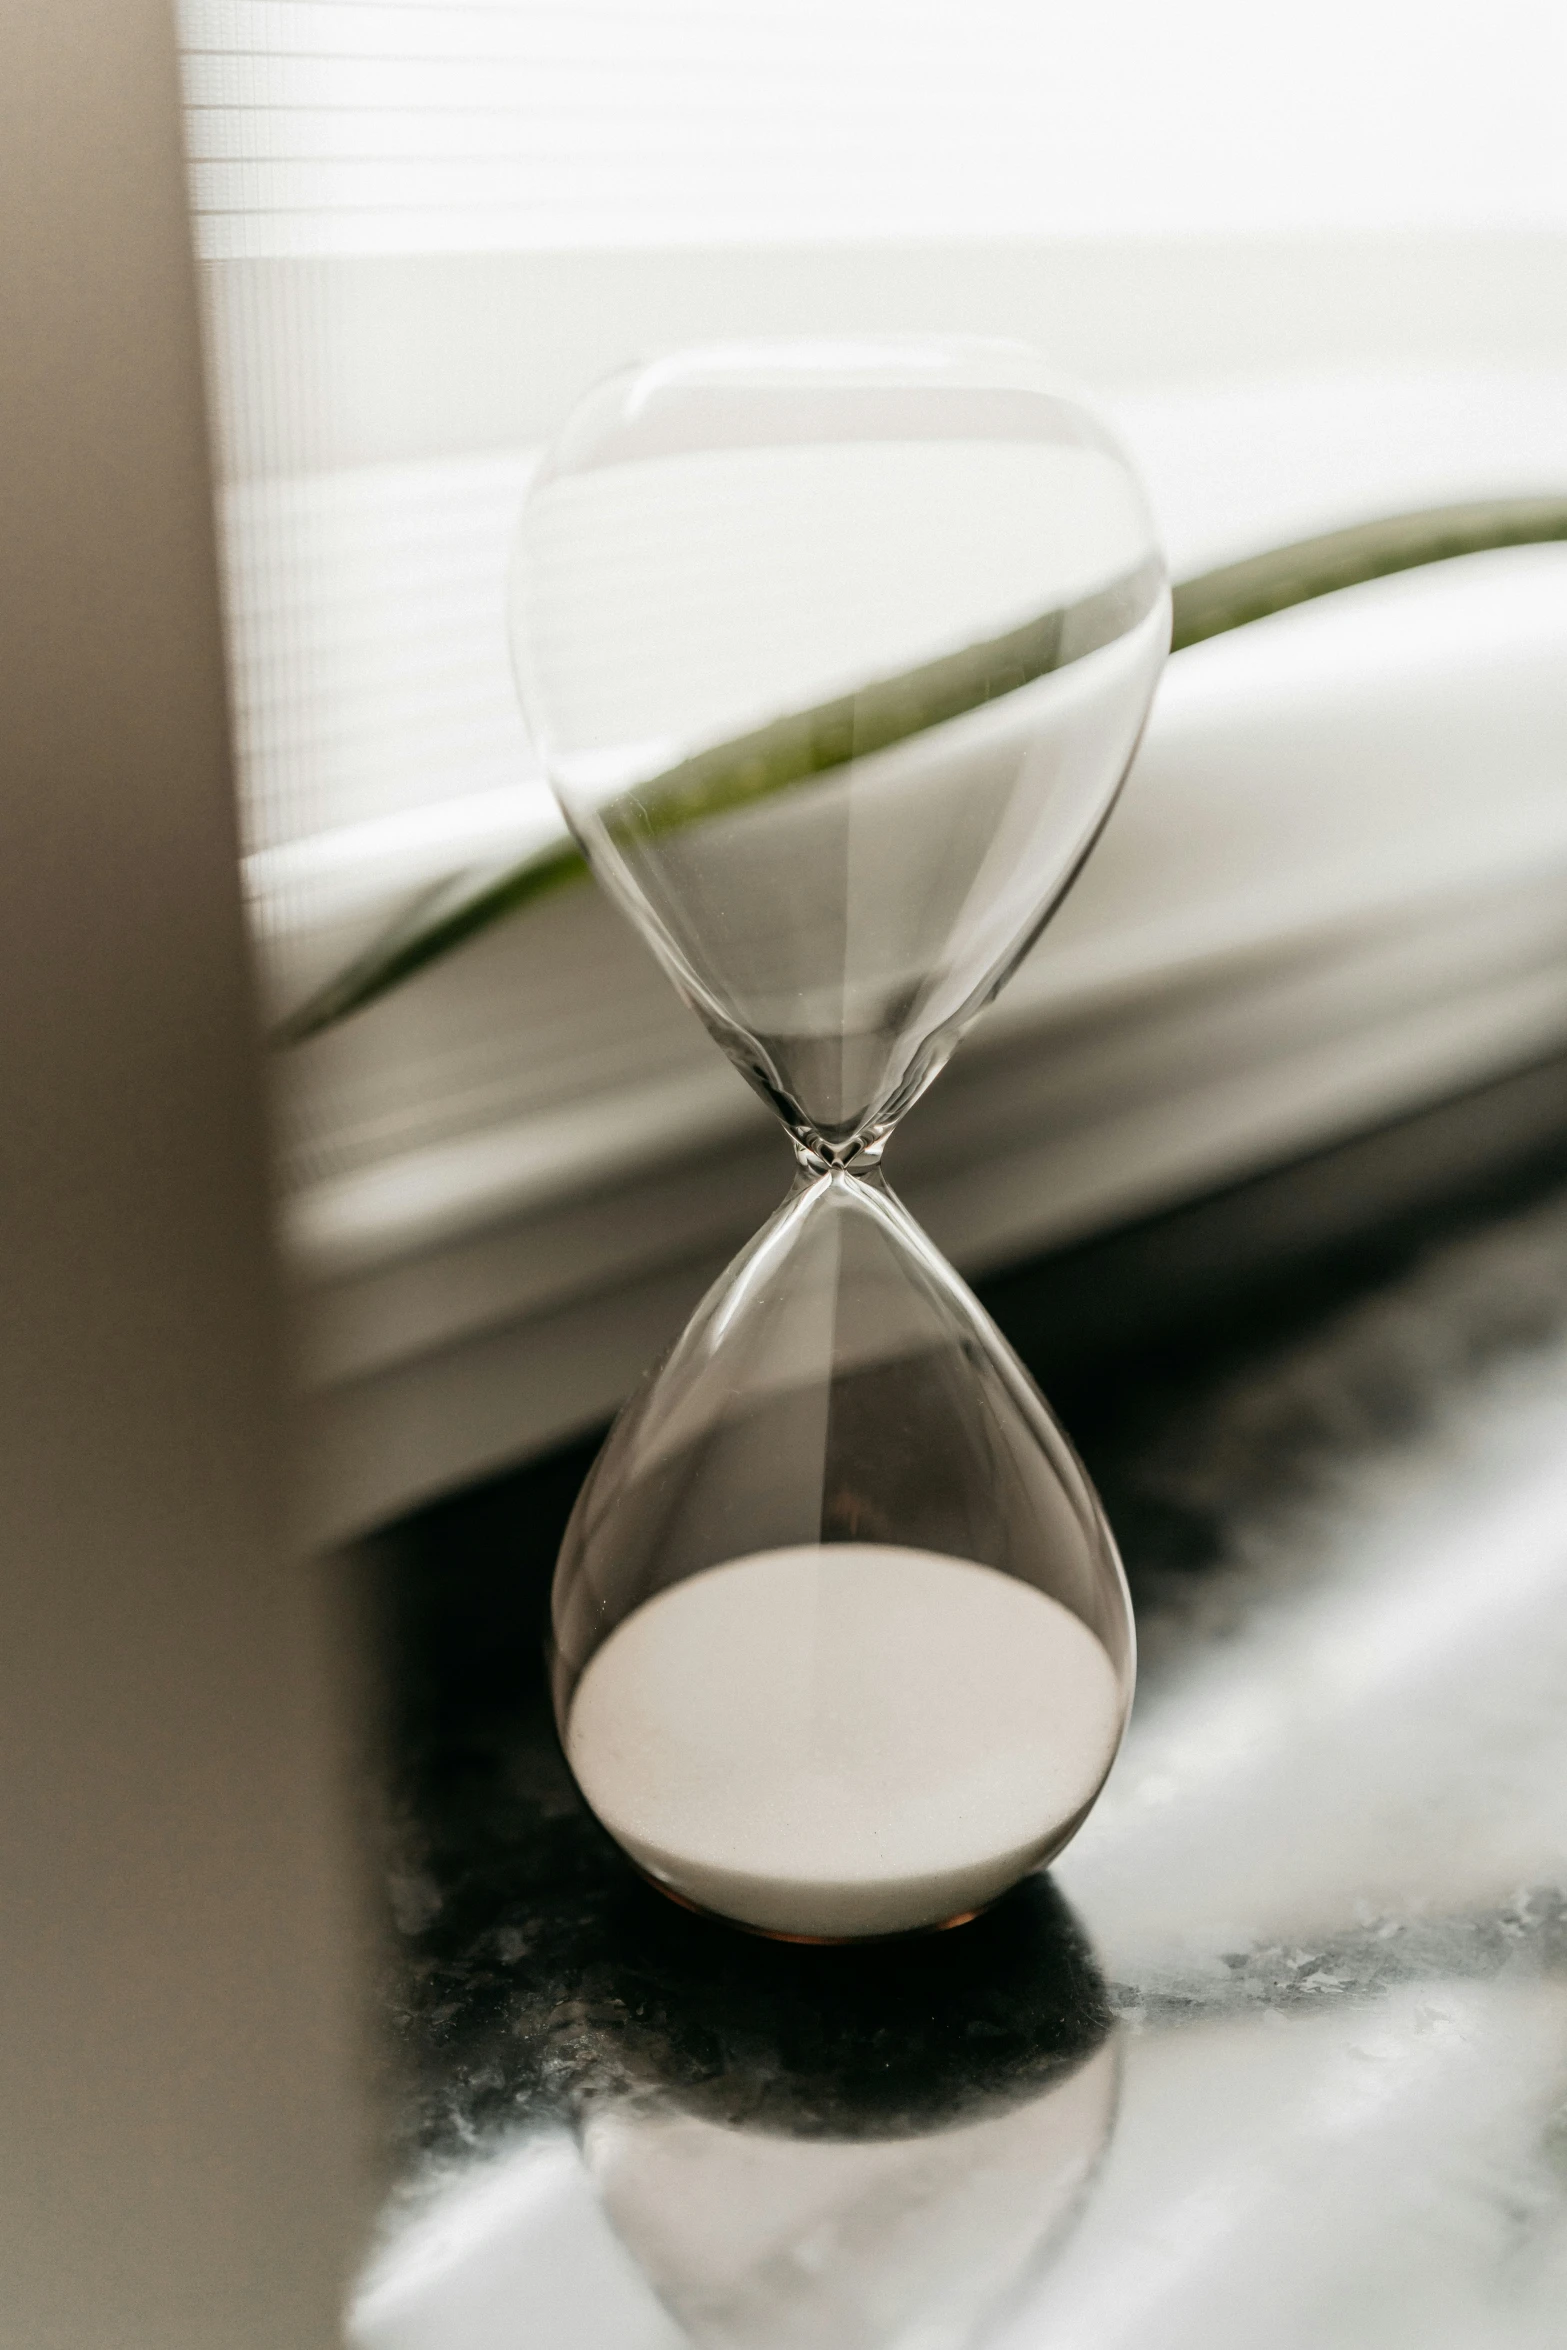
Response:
[509, 338, 1169, 1942]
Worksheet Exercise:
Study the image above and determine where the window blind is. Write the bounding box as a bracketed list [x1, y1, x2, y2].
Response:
[181, 1, 1567, 260]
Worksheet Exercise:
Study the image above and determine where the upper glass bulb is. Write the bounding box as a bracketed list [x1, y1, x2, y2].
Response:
[510, 337, 1169, 1161]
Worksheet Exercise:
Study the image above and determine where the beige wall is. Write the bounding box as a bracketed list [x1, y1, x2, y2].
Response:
[0, 3, 369, 2341]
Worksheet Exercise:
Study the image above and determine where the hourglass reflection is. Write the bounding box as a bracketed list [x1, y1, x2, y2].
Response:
[509, 339, 1168, 1940]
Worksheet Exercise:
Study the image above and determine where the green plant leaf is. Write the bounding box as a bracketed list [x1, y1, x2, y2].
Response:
[1169, 495, 1567, 650]
[272, 496, 1567, 1045]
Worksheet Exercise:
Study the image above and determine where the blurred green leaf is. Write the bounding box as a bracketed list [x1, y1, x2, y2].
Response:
[274, 497, 1567, 1045]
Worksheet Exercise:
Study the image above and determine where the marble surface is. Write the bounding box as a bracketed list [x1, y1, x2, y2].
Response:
[352, 1156, 1567, 2350]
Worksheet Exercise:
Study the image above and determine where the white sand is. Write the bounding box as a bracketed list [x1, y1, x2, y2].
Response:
[566, 1543, 1125, 1939]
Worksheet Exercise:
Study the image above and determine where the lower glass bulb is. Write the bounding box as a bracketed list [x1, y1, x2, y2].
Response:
[550, 1169, 1133, 1941]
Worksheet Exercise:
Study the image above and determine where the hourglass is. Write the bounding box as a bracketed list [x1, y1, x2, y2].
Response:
[509, 339, 1168, 1942]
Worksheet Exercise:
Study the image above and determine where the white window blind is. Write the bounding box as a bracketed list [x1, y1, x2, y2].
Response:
[182, 1, 1567, 259]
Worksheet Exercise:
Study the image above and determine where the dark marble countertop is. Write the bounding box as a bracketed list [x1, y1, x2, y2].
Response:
[350, 1068, 1567, 2350]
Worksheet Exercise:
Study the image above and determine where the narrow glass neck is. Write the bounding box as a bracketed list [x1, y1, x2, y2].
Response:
[791, 1128, 891, 1180]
